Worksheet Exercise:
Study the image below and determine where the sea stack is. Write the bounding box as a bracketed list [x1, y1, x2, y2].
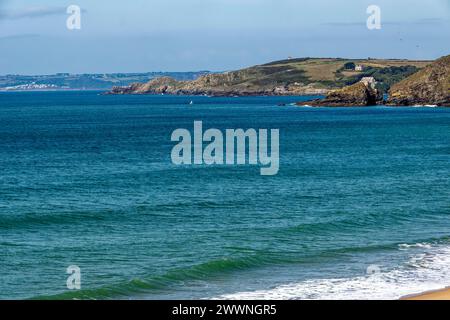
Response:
[297, 77, 383, 107]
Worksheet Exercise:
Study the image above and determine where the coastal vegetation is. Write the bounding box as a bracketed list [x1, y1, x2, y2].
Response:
[335, 65, 419, 93]
[299, 54, 449, 107]
[387, 55, 450, 106]
[109, 58, 431, 96]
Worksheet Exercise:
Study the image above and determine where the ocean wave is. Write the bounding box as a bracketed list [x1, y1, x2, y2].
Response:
[27, 234, 450, 300]
[31, 253, 276, 300]
[0, 199, 250, 229]
[215, 242, 450, 300]
[0, 211, 111, 229]
[398, 243, 432, 250]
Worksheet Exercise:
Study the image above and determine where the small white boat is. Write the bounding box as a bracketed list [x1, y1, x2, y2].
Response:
[189, 100, 194, 105]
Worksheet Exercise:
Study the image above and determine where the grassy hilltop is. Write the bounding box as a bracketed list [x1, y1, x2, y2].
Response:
[110, 57, 432, 96]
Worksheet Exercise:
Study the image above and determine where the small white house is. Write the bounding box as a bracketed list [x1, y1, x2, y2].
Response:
[355, 65, 363, 71]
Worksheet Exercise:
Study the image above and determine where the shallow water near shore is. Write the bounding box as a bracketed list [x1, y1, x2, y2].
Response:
[1, 91, 450, 300]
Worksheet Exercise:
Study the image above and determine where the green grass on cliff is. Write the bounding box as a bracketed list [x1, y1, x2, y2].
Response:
[242, 57, 431, 92]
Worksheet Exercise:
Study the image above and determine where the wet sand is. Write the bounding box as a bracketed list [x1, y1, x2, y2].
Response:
[402, 287, 450, 300]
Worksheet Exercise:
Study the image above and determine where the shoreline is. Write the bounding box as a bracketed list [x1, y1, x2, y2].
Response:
[0, 88, 105, 92]
[401, 287, 450, 300]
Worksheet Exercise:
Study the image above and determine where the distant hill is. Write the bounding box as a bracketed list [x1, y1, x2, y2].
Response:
[387, 55, 450, 106]
[109, 58, 431, 96]
[0, 71, 210, 91]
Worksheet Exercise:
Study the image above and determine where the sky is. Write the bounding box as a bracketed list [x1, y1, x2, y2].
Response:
[0, 0, 449, 74]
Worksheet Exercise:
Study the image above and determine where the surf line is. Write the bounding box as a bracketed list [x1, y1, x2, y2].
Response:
[171, 121, 279, 176]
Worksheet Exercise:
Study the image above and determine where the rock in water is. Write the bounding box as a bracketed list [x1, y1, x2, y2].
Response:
[387, 55, 450, 106]
[297, 80, 383, 107]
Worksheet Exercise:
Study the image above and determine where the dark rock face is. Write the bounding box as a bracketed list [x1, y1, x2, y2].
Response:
[387, 55, 450, 106]
[297, 81, 383, 107]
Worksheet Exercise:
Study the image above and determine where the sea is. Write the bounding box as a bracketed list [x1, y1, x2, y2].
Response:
[1, 91, 449, 300]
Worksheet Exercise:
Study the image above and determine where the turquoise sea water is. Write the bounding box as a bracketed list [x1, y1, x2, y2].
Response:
[1, 91, 450, 300]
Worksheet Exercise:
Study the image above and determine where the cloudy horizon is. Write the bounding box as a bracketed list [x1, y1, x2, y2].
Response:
[0, 0, 449, 75]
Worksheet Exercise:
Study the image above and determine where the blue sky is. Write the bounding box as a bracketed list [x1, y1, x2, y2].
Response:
[0, 0, 449, 74]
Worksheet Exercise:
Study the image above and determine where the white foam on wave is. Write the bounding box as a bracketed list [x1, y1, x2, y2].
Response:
[398, 242, 432, 250]
[411, 105, 438, 108]
[215, 244, 450, 300]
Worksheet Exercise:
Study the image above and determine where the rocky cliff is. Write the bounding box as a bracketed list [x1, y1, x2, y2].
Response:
[109, 67, 328, 96]
[108, 58, 429, 97]
[387, 55, 450, 106]
[297, 81, 383, 107]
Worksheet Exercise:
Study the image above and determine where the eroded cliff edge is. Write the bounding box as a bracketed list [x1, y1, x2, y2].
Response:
[297, 78, 383, 107]
[387, 55, 450, 106]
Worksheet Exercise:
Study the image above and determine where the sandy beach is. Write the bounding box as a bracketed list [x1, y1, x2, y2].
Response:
[402, 288, 450, 300]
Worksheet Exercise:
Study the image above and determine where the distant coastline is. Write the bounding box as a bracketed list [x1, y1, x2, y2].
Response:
[106, 57, 431, 97]
[3, 55, 447, 107]
[107, 55, 449, 107]
[0, 71, 210, 92]
[0, 88, 105, 92]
